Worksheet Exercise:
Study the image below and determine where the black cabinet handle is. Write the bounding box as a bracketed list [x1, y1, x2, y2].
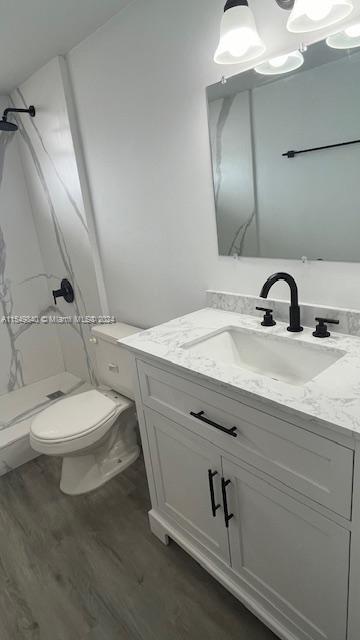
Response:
[221, 477, 234, 529]
[190, 411, 237, 438]
[208, 470, 221, 518]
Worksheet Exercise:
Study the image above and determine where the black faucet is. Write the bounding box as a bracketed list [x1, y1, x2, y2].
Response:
[259, 272, 303, 333]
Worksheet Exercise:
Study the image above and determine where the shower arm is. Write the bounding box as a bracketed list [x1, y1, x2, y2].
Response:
[2, 106, 36, 121]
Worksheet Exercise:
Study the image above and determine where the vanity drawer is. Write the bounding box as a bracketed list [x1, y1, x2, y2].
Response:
[137, 360, 353, 519]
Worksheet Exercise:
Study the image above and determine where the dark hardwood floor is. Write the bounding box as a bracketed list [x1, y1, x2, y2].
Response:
[0, 455, 277, 640]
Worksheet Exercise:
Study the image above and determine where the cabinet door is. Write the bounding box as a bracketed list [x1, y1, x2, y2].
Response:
[145, 408, 230, 564]
[223, 457, 349, 640]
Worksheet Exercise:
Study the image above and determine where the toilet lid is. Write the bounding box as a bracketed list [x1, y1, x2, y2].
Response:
[31, 390, 118, 441]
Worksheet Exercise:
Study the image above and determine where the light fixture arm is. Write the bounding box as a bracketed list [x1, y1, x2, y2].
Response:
[275, 0, 295, 9]
[223, 0, 295, 8]
[224, 0, 249, 9]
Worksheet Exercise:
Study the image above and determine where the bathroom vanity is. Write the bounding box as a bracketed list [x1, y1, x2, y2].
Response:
[120, 293, 360, 640]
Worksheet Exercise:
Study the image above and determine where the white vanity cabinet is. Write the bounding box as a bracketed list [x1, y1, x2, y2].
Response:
[134, 358, 355, 640]
[145, 408, 230, 565]
[223, 457, 349, 640]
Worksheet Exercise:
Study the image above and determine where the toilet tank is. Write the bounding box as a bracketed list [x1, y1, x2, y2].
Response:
[91, 323, 141, 400]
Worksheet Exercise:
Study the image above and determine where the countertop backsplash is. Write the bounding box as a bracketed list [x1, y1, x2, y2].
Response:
[207, 290, 360, 338]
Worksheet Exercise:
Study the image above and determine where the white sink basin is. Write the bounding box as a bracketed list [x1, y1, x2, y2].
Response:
[183, 327, 345, 386]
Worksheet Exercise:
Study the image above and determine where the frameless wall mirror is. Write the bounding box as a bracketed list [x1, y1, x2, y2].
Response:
[207, 41, 360, 261]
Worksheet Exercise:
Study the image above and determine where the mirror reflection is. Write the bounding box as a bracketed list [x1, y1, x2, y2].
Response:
[207, 41, 360, 261]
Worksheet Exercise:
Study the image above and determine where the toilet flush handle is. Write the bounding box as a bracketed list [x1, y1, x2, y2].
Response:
[108, 363, 119, 373]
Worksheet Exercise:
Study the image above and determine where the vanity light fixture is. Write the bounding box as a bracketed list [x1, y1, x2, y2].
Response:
[255, 50, 304, 75]
[326, 22, 360, 48]
[286, 0, 354, 33]
[214, 0, 266, 65]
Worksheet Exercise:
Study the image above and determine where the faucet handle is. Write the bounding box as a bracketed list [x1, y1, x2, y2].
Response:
[52, 278, 74, 306]
[315, 317, 339, 324]
[313, 317, 339, 338]
[256, 307, 276, 327]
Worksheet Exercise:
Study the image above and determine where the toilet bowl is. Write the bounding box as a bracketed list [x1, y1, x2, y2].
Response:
[30, 323, 141, 495]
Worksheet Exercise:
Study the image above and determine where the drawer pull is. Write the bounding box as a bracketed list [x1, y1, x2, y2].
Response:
[208, 470, 221, 518]
[190, 411, 238, 438]
[221, 478, 234, 529]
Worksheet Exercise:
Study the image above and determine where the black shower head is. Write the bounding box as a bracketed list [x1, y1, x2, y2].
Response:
[0, 105, 35, 133]
[0, 120, 18, 132]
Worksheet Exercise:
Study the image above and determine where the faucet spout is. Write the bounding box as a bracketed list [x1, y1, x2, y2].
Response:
[260, 272, 303, 333]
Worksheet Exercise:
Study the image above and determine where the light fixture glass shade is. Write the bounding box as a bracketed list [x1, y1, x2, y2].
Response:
[287, 0, 354, 33]
[326, 22, 360, 48]
[214, 2, 266, 65]
[255, 50, 304, 75]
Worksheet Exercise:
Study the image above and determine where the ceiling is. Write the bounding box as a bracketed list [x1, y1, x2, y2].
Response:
[0, 0, 133, 93]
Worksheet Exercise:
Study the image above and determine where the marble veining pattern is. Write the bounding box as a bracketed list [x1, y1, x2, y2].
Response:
[0, 129, 58, 394]
[0, 131, 25, 391]
[228, 207, 256, 257]
[12, 100, 96, 384]
[0, 60, 104, 469]
[214, 96, 235, 212]
[11, 57, 104, 386]
[15, 88, 88, 233]
[210, 94, 257, 257]
[120, 307, 360, 438]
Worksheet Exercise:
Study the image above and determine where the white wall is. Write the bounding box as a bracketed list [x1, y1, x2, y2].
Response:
[67, 0, 360, 327]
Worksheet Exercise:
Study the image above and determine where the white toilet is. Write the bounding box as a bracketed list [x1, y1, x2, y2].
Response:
[30, 323, 141, 495]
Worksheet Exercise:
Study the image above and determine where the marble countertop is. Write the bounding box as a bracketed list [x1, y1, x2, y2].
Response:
[120, 308, 360, 439]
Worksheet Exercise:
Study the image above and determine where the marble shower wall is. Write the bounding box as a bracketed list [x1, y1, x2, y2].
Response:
[0, 96, 64, 397]
[11, 57, 103, 385]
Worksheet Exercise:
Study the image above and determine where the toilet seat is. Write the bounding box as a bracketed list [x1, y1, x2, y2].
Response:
[30, 389, 133, 455]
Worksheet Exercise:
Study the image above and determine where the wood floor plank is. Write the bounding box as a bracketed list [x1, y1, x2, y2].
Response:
[0, 455, 277, 640]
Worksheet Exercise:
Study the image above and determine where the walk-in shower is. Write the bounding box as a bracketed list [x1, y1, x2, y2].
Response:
[0, 105, 35, 131]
